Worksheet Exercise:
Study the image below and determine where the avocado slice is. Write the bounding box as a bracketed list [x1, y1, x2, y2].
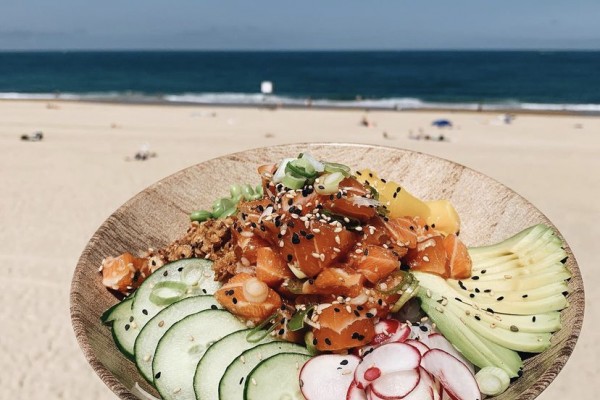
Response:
[450, 268, 571, 293]
[419, 291, 523, 377]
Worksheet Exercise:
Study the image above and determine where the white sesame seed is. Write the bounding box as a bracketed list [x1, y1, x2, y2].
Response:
[346, 305, 352, 313]
[240, 355, 246, 364]
[312, 252, 321, 259]
[240, 231, 254, 238]
[251, 378, 257, 385]
[333, 247, 341, 253]
[143, 355, 151, 362]
[423, 256, 430, 262]
[173, 388, 181, 394]
[334, 227, 343, 233]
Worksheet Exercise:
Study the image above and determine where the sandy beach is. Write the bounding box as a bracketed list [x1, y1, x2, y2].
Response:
[0, 99, 598, 399]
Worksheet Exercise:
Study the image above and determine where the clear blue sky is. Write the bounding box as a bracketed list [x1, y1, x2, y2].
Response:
[1, 0, 599, 50]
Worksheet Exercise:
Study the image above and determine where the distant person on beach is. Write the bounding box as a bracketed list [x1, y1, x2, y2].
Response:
[20, 131, 44, 141]
[127, 143, 157, 161]
[360, 114, 376, 127]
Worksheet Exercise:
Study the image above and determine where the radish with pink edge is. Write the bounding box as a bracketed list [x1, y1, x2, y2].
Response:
[354, 343, 421, 389]
[427, 333, 475, 373]
[300, 354, 361, 400]
[347, 381, 368, 400]
[371, 320, 411, 345]
[370, 369, 421, 399]
[421, 349, 481, 400]
[403, 367, 435, 400]
[405, 339, 431, 356]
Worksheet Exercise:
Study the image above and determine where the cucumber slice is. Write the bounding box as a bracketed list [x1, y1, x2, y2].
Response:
[193, 329, 275, 400]
[130, 259, 220, 348]
[219, 341, 310, 400]
[101, 297, 133, 324]
[152, 309, 246, 400]
[244, 353, 311, 400]
[134, 296, 222, 383]
[107, 298, 137, 360]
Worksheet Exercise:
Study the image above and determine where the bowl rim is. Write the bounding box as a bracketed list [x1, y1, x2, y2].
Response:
[70, 142, 585, 400]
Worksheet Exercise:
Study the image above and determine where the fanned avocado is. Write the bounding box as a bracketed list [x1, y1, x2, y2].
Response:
[415, 224, 570, 377]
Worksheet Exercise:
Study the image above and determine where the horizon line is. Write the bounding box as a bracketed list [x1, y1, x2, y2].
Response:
[1, 48, 600, 53]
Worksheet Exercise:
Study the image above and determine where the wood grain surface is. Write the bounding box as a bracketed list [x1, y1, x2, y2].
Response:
[70, 143, 584, 400]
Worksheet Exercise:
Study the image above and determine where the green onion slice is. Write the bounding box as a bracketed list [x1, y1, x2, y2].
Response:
[282, 173, 306, 190]
[315, 172, 344, 195]
[246, 312, 280, 343]
[391, 279, 420, 313]
[376, 270, 412, 295]
[324, 162, 351, 176]
[288, 306, 315, 332]
[149, 281, 188, 306]
[190, 210, 213, 222]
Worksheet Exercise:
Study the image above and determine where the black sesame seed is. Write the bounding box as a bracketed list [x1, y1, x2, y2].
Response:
[155, 372, 161, 379]
[510, 325, 519, 332]
[287, 254, 293, 262]
[313, 338, 318, 345]
[393, 192, 398, 199]
[291, 233, 300, 244]
[475, 315, 481, 321]
[522, 294, 528, 298]
[356, 305, 364, 311]
[300, 230, 307, 236]
[232, 297, 238, 304]
[469, 293, 475, 298]
[366, 312, 375, 318]
[202, 289, 207, 294]
[163, 271, 168, 277]
[211, 305, 218, 310]
[129, 316, 134, 322]
[278, 329, 285, 335]
[378, 299, 383, 306]
[368, 173, 373, 178]
[357, 334, 365, 341]
[239, 377, 244, 385]
[325, 338, 332, 345]
[142, 309, 148, 315]
[472, 276, 480, 280]
[356, 171, 362, 176]
[334, 308, 340, 313]
[177, 266, 184, 272]
[419, 326, 428, 332]
[395, 187, 401, 193]
[354, 310, 360, 317]
[486, 308, 495, 313]
[287, 199, 293, 206]
[351, 332, 359, 339]
[340, 359, 349, 365]
[532, 316, 537, 322]
[306, 233, 315, 240]
[518, 370, 523, 377]
[257, 205, 264, 212]
[484, 289, 491, 293]
[560, 257, 568, 264]
[497, 296, 504, 301]
[381, 178, 387, 183]
[124, 324, 130, 331]
[431, 223, 435, 228]
[562, 291, 569, 296]
[455, 297, 462, 302]
[475, 288, 480, 293]
[481, 269, 487, 274]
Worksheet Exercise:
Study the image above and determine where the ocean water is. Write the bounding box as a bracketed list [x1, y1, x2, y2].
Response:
[1, 51, 599, 112]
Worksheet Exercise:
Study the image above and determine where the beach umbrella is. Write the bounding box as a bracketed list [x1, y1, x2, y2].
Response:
[432, 119, 452, 128]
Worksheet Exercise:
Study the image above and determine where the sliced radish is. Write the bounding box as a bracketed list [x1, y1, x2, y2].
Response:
[366, 387, 385, 400]
[403, 367, 435, 400]
[432, 379, 442, 400]
[421, 349, 481, 400]
[371, 319, 411, 345]
[354, 343, 421, 389]
[347, 381, 368, 400]
[370, 369, 420, 399]
[427, 333, 475, 373]
[300, 354, 361, 400]
[405, 339, 431, 356]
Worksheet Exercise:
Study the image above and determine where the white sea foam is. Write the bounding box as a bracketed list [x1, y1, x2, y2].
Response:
[2, 92, 600, 113]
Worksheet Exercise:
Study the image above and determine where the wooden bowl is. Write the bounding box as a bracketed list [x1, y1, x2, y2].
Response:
[70, 143, 584, 400]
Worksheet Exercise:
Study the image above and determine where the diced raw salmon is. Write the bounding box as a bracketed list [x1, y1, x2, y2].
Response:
[355, 245, 400, 284]
[380, 216, 419, 249]
[313, 304, 375, 351]
[256, 247, 293, 287]
[214, 273, 283, 323]
[314, 267, 365, 297]
[322, 177, 377, 222]
[232, 226, 269, 264]
[404, 235, 449, 278]
[278, 220, 356, 278]
[101, 253, 150, 294]
[443, 234, 472, 279]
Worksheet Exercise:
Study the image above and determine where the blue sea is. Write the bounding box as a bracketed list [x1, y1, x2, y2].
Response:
[1, 51, 599, 112]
